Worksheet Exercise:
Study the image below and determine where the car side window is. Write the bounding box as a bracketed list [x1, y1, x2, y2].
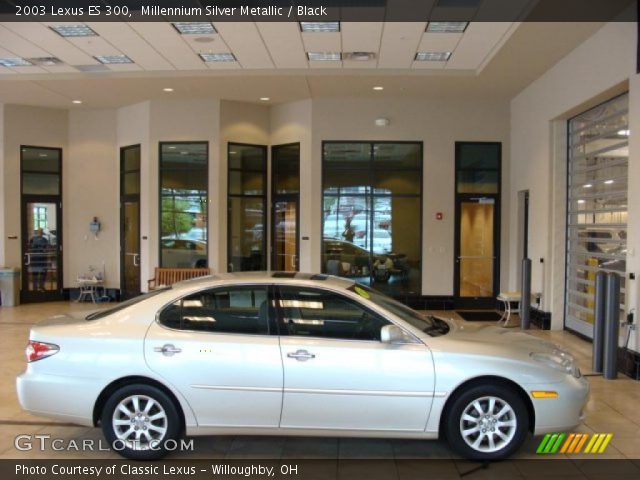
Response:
[158, 285, 270, 335]
[277, 286, 389, 341]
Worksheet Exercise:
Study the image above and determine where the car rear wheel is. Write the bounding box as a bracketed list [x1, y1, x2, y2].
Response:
[444, 384, 529, 460]
[101, 384, 181, 460]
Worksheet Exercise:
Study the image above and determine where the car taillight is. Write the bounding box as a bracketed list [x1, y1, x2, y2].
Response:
[26, 341, 59, 363]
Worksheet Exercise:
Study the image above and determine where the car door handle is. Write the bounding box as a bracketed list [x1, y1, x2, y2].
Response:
[154, 344, 182, 356]
[287, 349, 315, 361]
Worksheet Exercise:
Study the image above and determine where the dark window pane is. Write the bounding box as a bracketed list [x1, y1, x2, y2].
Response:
[123, 172, 140, 195]
[324, 143, 371, 169]
[160, 143, 207, 169]
[458, 144, 500, 170]
[123, 147, 140, 171]
[278, 287, 388, 341]
[229, 144, 266, 170]
[373, 143, 421, 169]
[273, 144, 300, 194]
[21, 148, 60, 173]
[457, 170, 499, 194]
[158, 300, 182, 329]
[228, 197, 265, 272]
[229, 171, 264, 195]
[323, 171, 371, 194]
[22, 173, 60, 195]
[373, 171, 421, 195]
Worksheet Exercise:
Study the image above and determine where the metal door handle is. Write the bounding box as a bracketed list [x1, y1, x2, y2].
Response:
[24, 253, 31, 266]
[287, 349, 315, 361]
[133, 254, 140, 267]
[154, 344, 182, 356]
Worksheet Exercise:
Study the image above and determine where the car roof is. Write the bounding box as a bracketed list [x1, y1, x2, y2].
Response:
[173, 271, 356, 290]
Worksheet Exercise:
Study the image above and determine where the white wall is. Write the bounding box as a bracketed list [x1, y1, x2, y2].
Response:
[509, 22, 638, 350]
[66, 109, 118, 287]
[311, 97, 511, 296]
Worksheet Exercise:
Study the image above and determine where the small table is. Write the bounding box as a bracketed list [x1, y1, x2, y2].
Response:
[497, 291, 521, 326]
[76, 278, 104, 303]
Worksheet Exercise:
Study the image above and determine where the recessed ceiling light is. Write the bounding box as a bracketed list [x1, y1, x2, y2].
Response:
[39, 153, 48, 157]
[168, 146, 176, 149]
[95, 55, 133, 64]
[50, 24, 97, 37]
[0, 57, 32, 67]
[163, 88, 174, 92]
[300, 22, 340, 33]
[172, 22, 217, 35]
[426, 22, 469, 33]
[27, 57, 63, 66]
[344, 52, 376, 61]
[373, 86, 384, 91]
[604, 180, 614, 184]
[180, 151, 189, 155]
[618, 129, 630, 136]
[307, 52, 341, 61]
[583, 184, 593, 188]
[260, 97, 270, 101]
[229, 151, 237, 155]
[577, 199, 586, 204]
[199, 53, 236, 62]
[72, 100, 82, 104]
[415, 51, 452, 62]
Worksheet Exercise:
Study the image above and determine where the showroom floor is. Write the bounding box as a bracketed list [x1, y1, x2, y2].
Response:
[1, 301, 639, 465]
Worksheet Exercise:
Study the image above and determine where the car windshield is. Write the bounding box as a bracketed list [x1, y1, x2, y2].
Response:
[85, 287, 171, 321]
[348, 284, 450, 337]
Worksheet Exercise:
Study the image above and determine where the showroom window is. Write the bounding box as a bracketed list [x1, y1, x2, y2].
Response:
[277, 286, 389, 341]
[322, 142, 422, 297]
[566, 93, 628, 337]
[158, 286, 269, 334]
[228, 143, 267, 272]
[159, 142, 208, 268]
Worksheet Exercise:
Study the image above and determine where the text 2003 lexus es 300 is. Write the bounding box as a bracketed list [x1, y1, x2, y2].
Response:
[17, 273, 588, 460]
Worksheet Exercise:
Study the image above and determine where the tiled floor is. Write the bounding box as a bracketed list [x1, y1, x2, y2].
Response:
[1, 301, 639, 462]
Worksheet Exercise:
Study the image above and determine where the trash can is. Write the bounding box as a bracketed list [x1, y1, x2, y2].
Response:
[0, 267, 20, 307]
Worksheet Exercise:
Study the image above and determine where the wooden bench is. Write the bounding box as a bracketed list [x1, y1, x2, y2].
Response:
[148, 268, 211, 290]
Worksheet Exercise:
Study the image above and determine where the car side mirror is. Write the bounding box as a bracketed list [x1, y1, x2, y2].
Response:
[381, 324, 413, 344]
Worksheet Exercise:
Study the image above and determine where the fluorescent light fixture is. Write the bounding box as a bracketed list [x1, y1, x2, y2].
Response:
[0, 57, 32, 67]
[577, 200, 586, 204]
[604, 180, 614, 184]
[260, 97, 270, 101]
[300, 22, 340, 33]
[415, 51, 452, 62]
[72, 100, 82, 104]
[172, 22, 217, 35]
[618, 129, 630, 136]
[427, 22, 469, 33]
[583, 184, 593, 188]
[163, 88, 174, 92]
[373, 86, 384, 91]
[307, 52, 341, 61]
[50, 24, 97, 37]
[199, 53, 236, 62]
[95, 55, 133, 64]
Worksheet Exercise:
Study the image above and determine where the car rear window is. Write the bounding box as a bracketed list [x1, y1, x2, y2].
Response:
[85, 287, 171, 321]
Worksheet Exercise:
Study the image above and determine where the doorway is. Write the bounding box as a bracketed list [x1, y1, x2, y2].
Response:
[453, 142, 501, 309]
[271, 143, 300, 272]
[120, 145, 141, 300]
[20, 147, 63, 302]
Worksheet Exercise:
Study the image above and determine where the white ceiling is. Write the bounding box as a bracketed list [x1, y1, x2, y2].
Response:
[0, 20, 604, 108]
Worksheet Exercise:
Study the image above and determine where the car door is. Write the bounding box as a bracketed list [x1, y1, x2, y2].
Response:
[276, 285, 435, 432]
[144, 284, 283, 427]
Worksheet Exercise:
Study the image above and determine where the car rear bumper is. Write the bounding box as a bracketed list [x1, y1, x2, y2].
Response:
[530, 374, 590, 435]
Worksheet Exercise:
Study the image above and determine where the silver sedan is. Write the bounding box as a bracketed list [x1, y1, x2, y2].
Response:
[17, 272, 589, 460]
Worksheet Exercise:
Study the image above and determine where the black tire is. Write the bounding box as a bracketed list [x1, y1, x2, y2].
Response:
[101, 384, 181, 460]
[444, 384, 529, 460]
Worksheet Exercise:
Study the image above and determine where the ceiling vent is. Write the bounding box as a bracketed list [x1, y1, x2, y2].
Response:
[27, 57, 64, 66]
[73, 64, 110, 72]
[344, 52, 376, 61]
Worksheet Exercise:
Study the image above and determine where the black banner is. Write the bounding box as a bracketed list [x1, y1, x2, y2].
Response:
[0, 0, 637, 22]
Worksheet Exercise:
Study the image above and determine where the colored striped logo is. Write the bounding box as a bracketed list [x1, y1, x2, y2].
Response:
[537, 433, 613, 454]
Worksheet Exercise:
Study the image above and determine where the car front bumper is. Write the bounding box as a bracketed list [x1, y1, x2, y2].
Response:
[529, 374, 590, 435]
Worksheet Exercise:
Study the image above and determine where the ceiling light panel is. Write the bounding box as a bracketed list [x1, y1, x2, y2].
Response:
[199, 52, 236, 62]
[172, 22, 217, 35]
[300, 22, 340, 33]
[95, 55, 133, 64]
[50, 24, 97, 37]
[427, 22, 469, 33]
[0, 57, 33, 67]
[308, 52, 341, 61]
[415, 51, 451, 61]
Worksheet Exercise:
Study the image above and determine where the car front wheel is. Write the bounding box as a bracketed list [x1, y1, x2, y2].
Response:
[444, 384, 529, 460]
[101, 384, 181, 460]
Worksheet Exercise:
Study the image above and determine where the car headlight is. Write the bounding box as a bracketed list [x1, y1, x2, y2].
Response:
[530, 349, 581, 378]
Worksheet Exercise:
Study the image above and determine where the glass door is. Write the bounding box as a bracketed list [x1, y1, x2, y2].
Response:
[273, 198, 299, 271]
[271, 143, 300, 272]
[455, 196, 499, 308]
[121, 145, 141, 300]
